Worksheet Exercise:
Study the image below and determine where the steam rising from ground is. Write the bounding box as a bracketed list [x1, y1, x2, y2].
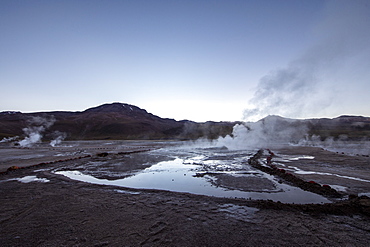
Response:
[17, 116, 67, 147]
[297, 135, 370, 156]
[18, 116, 56, 147]
[187, 115, 370, 156]
[0, 136, 18, 143]
[206, 1, 370, 154]
[215, 116, 308, 150]
[244, 0, 370, 122]
[50, 131, 67, 147]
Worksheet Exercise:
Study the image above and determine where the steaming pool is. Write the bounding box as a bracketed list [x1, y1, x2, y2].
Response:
[54, 146, 332, 204]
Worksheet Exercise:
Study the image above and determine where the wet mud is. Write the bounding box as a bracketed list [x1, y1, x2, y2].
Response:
[248, 149, 342, 198]
[1, 142, 370, 246]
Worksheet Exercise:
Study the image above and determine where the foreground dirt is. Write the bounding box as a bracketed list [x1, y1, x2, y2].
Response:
[1, 145, 370, 246]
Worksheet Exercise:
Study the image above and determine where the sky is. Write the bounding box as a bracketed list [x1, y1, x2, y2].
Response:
[1, 0, 369, 122]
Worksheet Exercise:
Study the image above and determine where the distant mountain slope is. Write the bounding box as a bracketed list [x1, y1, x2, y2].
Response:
[253, 115, 370, 141]
[1, 103, 369, 142]
[0, 103, 235, 140]
[305, 115, 370, 140]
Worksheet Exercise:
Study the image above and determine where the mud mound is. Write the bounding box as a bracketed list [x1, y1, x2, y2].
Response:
[248, 149, 342, 198]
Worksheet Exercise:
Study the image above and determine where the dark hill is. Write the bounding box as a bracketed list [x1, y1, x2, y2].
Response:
[1, 103, 369, 141]
[0, 103, 235, 140]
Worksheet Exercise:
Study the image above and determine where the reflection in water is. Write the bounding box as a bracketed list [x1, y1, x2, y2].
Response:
[55, 148, 331, 204]
[6, 176, 50, 183]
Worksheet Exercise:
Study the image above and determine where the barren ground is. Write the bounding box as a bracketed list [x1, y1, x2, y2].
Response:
[1, 142, 370, 246]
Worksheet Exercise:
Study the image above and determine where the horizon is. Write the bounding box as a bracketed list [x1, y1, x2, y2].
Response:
[2, 101, 369, 123]
[1, 0, 370, 122]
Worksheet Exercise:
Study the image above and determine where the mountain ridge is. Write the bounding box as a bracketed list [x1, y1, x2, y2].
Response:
[0, 103, 369, 141]
[0, 103, 236, 140]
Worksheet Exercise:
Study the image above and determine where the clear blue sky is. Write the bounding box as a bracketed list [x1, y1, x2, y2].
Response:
[1, 0, 369, 122]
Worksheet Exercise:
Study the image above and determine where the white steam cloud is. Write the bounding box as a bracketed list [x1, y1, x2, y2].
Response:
[50, 131, 67, 147]
[244, 0, 370, 122]
[0, 136, 19, 143]
[208, 1, 370, 153]
[215, 116, 308, 150]
[18, 116, 56, 147]
[212, 116, 369, 156]
[297, 134, 370, 156]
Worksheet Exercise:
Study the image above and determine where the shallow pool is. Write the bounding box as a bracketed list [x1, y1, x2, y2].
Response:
[55, 147, 331, 204]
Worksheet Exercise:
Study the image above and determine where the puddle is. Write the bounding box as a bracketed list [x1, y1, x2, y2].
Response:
[219, 204, 259, 221]
[330, 185, 348, 192]
[54, 151, 87, 156]
[273, 155, 315, 163]
[113, 189, 141, 195]
[288, 155, 315, 161]
[284, 166, 370, 183]
[6, 176, 50, 183]
[55, 148, 331, 204]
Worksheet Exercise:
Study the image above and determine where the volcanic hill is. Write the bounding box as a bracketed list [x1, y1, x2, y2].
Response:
[0, 103, 369, 142]
[0, 103, 236, 140]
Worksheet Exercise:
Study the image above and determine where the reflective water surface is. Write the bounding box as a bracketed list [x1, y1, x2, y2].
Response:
[56, 146, 331, 204]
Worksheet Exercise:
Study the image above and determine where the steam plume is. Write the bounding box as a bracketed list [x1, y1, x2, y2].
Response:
[50, 131, 67, 147]
[244, 0, 370, 121]
[297, 134, 370, 156]
[0, 136, 19, 143]
[216, 116, 308, 150]
[18, 116, 56, 147]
